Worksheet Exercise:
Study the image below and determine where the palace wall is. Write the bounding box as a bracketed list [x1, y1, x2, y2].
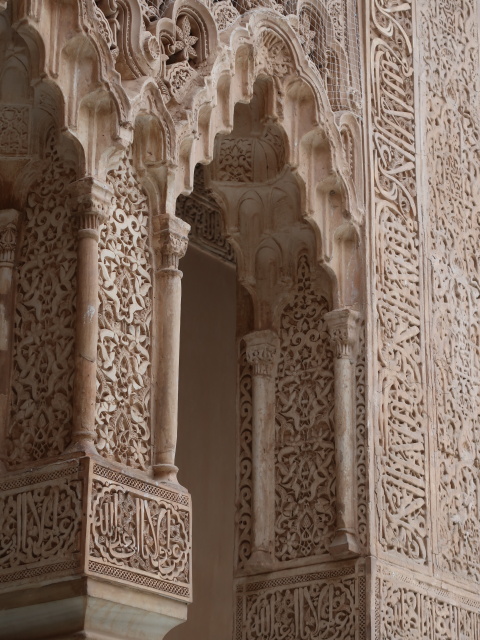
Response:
[0, 0, 479, 638]
[370, 1, 480, 634]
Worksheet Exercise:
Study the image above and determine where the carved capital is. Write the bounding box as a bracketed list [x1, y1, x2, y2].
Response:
[0, 210, 20, 267]
[324, 308, 360, 361]
[69, 178, 115, 237]
[244, 330, 280, 377]
[153, 214, 190, 269]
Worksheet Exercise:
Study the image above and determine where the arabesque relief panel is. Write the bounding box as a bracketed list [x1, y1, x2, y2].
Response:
[370, 0, 430, 566]
[275, 255, 336, 562]
[420, 0, 480, 586]
[96, 151, 153, 470]
[7, 128, 78, 467]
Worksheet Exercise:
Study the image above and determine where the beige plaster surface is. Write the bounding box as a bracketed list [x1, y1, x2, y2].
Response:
[171, 244, 237, 640]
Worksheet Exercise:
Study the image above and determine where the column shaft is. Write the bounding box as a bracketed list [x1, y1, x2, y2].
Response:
[332, 355, 356, 531]
[69, 179, 113, 452]
[0, 211, 20, 469]
[244, 330, 279, 568]
[325, 308, 361, 558]
[152, 215, 189, 483]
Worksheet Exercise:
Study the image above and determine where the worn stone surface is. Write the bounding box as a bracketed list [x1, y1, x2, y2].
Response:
[0, 0, 478, 638]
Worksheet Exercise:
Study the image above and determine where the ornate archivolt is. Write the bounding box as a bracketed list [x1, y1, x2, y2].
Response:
[0, 0, 363, 218]
[190, 82, 367, 640]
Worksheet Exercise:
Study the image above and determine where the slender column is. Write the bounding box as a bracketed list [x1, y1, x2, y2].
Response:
[68, 179, 113, 454]
[325, 308, 361, 558]
[152, 215, 190, 483]
[244, 329, 280, 568]
[0, 210, 20, 471]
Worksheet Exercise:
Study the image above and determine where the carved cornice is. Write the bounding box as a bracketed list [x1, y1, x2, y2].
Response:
[153, 214, 190, 269]
[324, 308, 360, 361]
[244, 330, 280, 377]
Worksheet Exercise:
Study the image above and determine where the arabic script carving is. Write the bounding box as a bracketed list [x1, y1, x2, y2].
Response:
[377, 570, 480, 639]
[236, 567, 365, 640]
[371, 0, 429, 564]
[89, 465, 191, 599]
[421, 0, 480, 584]
[0, 463, 82, 579]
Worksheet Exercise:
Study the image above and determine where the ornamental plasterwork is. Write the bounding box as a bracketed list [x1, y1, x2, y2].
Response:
[96, 151, 153, 470]
[0, 460, 192, 600]
[7, 128, 77, 467]
[275, 256, 336, 561]
[176, 165, 235, 263]
[4, 0, 480, 637]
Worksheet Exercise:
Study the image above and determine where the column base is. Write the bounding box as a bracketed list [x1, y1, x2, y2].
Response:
[63, 438, 98, 457]
[0, 577, 188, 640]
[329, 529, 360, 559]
[246, 549, 272, 573]
[153, 463, 179, 484]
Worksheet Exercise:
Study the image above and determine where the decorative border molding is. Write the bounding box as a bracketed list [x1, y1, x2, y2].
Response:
[92, 464, 190, 506]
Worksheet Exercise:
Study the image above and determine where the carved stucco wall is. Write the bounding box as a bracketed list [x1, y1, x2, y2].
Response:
[96, 151, 153, 470]
[371, 0, 480, 635]
[2, 0, 480, 637]
[420, 0, 480, 587]
[370, 0, 430, 567]
[274, 255, 336, 562]
[7, 128, 78, 467]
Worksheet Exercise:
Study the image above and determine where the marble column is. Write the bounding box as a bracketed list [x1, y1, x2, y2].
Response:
[325, 308, 361, 558]
[244, 329, 280, 568]
[152, 214, 190, 483]
[0, 210, 20, 471]
[68, 178, 113, 453]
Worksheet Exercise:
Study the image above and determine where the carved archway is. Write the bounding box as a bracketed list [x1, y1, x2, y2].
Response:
[0, 2, 366, 638]
[172, 70, 365, 638]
